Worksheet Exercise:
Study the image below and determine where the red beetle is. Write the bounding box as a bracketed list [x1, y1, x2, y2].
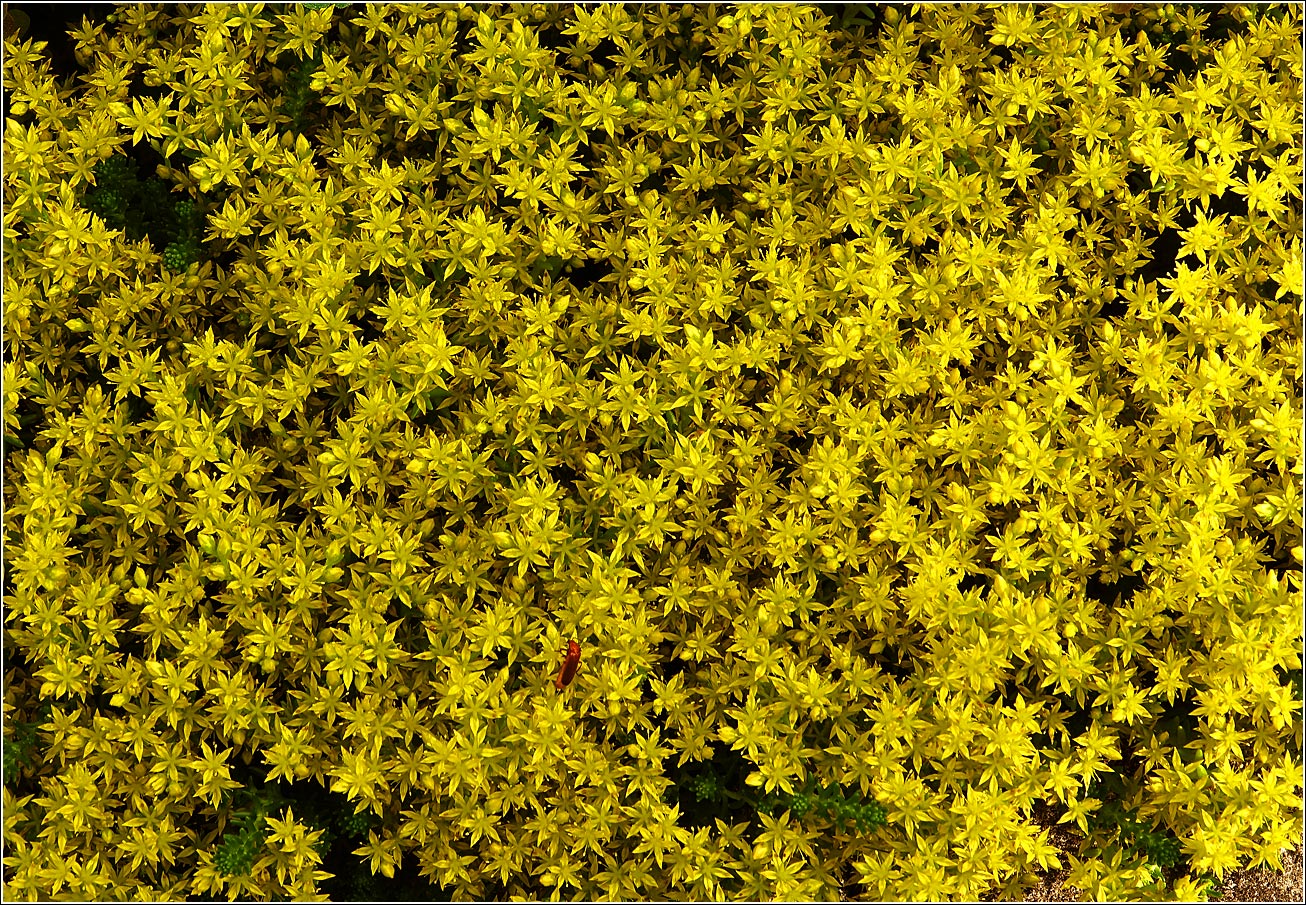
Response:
[555, 640, 581, 690]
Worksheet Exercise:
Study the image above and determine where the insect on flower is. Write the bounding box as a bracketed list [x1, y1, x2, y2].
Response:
[555, 640, 581, 690]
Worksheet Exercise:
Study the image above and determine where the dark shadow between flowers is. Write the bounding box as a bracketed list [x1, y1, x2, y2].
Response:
[213, 761, 461, 903]
[1085, 556, 1146, 610]
[663, 740, 760, 832]
[5, 4, 97, 79]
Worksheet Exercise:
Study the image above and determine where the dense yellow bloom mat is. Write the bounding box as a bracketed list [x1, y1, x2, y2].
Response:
[2, 3, 1302, 901]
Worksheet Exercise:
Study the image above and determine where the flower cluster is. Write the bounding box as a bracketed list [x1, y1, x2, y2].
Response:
[2, 3, 1302, 902]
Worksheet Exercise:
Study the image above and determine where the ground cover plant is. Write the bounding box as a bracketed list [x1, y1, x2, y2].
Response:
[1, 2, 1303, 901]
